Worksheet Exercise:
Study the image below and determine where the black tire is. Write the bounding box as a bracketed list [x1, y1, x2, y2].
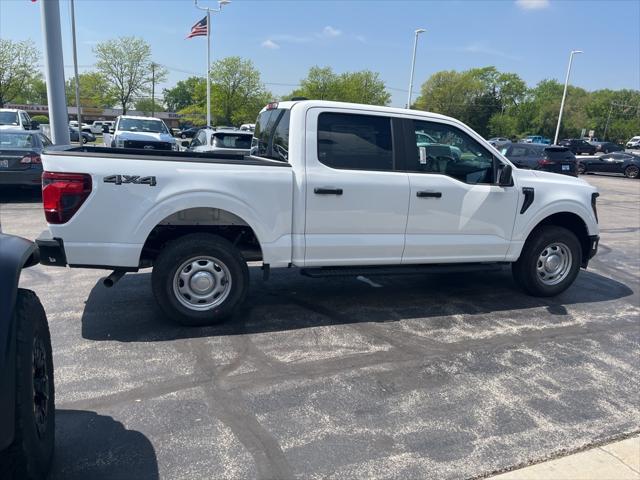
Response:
[181, 134, 187, 139]
[577, 163, 586, 174]
[151, 233, 249, 326]
[82, 136, 87, 144]
[512, 226, 582, 297]
[624, 165, 639, 179]
[0, 290, 55, 480]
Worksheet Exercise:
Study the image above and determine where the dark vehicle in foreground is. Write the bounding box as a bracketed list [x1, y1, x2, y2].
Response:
[578, 152, 640, 178]
[501, 143, 577, 176]
[0, 233, 55, 479]
[0, 130, 51, 187]
[590, 141, 624, 154]
[559, 138, 597, 155]
[69, 127, 95, 144]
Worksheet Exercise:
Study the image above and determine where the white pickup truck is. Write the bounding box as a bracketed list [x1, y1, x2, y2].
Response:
[36, 100, 600, 326]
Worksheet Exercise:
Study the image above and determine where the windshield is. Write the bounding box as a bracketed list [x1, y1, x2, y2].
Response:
[0, 111, 19, 126]
[0, 132, 36, 148]
[213, 133, 252, 149]
[118, 118, 168, 134]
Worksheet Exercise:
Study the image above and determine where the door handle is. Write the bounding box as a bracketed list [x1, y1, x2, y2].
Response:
[416, 191, 442, 198]
[314, 187, 343, 195]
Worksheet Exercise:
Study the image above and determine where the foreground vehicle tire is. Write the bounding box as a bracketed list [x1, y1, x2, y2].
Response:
[624, 165, 639, 179]
[0, 290, 55, 480]
[512, 226, 582, 297]
[151, 233, 249, 326]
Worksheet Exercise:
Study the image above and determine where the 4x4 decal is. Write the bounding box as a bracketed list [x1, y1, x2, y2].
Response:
[103, 175, 157, 186]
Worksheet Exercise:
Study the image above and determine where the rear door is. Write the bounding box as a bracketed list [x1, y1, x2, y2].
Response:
[303, 108, 410, 266]
[402, 118, 518, 263]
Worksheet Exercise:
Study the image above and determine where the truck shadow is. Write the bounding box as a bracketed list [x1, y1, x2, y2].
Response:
[80, 267, 635, 343]
[50, 409, 158, 480]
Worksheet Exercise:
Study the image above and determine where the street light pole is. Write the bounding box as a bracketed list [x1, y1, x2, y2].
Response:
[194, 0, 230, 127]
[70, 0, 82, 130]
[406, 28, 426, 109]
[554, 49, 583, 145]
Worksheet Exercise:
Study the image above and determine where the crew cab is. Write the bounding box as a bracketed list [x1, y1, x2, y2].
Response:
[36, 100, 600, 326]
[110, 115, 178, 151]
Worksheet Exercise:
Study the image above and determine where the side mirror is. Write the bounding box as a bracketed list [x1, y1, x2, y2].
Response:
[499, 164, 513, 186]
[30, 120, 40, 130]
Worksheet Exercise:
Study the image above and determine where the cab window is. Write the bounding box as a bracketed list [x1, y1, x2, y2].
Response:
[410, 120, 496, 184]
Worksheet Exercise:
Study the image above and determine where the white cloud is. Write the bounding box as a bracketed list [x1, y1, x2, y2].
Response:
[261, 39, 280, 49]
[321, 26, 342, 38]
[515, 0, 550, 10]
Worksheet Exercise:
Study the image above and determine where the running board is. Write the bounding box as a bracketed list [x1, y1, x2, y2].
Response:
[300, 263, 508, 278]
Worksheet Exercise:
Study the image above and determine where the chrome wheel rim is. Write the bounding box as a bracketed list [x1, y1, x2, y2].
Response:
[536, 242, 572, 286]
[173, 256, 232, 311]
[626, 166, 639, 178]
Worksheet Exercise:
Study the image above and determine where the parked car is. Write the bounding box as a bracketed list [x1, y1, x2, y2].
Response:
[626, 136, 640, 149]
[178, 126, 204, 139]
[0, 129, 51, 187]
[239, 123, 255, 132]
[559, 138, 597, 155]
[487, 137, 511, 148]
[0, 109, 38, 131]
[69, 127, 95, 144]
[0, 231, 55, 479]
[111, 115, 177, 151]
[89, 120, 114, 134]
[522, 135, 551, 145]
[578, 152, 640, 178]
[35, 100, 599, 327]
[188, 128, 253, 156]
[501, 143, 577, 176]
[68, 121, 92, 134]
[590, 141, 624, 154]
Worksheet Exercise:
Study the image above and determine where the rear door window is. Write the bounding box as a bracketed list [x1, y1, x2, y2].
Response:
[213, 133, 252, 149]
[545, 148, 575, 161]
[317, 112, 393, 171]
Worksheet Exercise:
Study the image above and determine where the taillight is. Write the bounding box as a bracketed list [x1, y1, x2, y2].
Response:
[538, 158, 555, 166]
[20, 154, 41, 164]
[42, 172, 92, 224]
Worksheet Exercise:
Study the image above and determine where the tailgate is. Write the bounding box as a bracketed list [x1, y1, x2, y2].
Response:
[0, 149, 33, 171]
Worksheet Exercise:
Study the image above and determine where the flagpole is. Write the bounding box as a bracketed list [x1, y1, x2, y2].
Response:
[206, 9, 211, 127]
[194, 1, 230, 128]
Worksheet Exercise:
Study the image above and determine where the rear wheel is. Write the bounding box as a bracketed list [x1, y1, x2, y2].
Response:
[577, 162, 586, 174]
[624, 165, 639, 179]
[0, 289, 55, 480]
[151, 234, 249, 326]
[512, 226, 582, 297]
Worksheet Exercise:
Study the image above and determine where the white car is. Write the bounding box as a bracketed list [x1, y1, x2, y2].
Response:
[111, 115, 177, 151]
[188, 128, 252, 156]
[68, 120, 92, 133]
[239, 123, 255, 132]
[0, 109, 34, 130]
[626, 136, 640, 149]
[36, 100, 599, 326]
[89, 120, 114, 134]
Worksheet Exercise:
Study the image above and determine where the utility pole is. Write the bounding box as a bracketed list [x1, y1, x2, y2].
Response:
[151, 62, 156, 117]
[603, 104, 613, 141]
[70, 0, 82, 130]
[40, 0, 70, 144]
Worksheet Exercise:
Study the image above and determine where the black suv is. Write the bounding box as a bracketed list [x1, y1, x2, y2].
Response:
[559, 138, 597, 155]
[501, 143, 578, 176]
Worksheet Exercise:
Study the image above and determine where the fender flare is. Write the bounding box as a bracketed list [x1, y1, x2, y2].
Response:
[0, 234, 39, 450]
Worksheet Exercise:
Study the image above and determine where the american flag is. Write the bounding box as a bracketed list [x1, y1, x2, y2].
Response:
[186, 16, 208, 39]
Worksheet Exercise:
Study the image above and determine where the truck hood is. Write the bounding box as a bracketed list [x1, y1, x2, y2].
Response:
[114, 131, 175, 143]
[516, 168, 596, 192]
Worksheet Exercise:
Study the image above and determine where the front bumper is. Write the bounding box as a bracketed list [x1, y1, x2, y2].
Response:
[35, 231, 67, 267]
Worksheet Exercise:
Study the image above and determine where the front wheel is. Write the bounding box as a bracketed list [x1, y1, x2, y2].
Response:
[512, 226, 582, 297]
[0, 290, 55, 479]
[624, 165, 639, 179]
[151, 233, 249, 326]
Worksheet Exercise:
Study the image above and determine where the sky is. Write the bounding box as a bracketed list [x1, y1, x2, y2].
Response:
[1, 0, 639, 108]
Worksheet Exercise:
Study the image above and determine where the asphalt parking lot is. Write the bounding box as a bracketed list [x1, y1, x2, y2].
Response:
[1, 174, 639, 480]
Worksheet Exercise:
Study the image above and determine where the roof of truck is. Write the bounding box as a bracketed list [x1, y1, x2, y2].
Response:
[267, 100, 459, 123]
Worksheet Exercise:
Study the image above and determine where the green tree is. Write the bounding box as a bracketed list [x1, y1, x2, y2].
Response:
[65, 71, 115, 108]
[290, 66, 342, 100]
[208, 56, 272, 125]
[23, 75, 48, 105]
[0, 38, 40, 106]
[94, 37, 160, 114]
[163, 76, 205, 111]
[135, 98, 165, 116]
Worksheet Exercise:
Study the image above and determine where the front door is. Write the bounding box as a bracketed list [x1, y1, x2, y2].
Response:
[402, 118, 518, 263]
[303, 109, 410, 266]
